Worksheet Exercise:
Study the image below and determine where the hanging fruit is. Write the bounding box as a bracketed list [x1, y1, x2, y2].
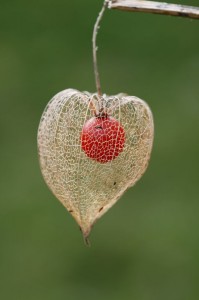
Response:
[37, 1, 154, 244]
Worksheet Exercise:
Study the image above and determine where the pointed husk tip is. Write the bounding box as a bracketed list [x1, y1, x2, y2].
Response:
[80, 225, 92, 247]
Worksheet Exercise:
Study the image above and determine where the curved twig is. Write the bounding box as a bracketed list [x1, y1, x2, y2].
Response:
[92, 1, 108, 96]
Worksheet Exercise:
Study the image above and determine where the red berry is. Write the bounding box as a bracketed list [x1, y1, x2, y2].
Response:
[81, 116, 125, 163]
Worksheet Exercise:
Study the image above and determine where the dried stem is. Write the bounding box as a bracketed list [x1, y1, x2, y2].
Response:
[108, 0, 199, 20]
[92, 1, 108, 96]
[92, 0, 199, 95]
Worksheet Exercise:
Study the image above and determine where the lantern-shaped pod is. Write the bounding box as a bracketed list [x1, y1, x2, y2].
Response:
[38, 89, 154, 240]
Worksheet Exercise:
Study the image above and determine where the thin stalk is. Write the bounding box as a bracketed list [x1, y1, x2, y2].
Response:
[92, 1, 108, 96]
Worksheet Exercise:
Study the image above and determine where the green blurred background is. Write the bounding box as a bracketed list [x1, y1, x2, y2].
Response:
[0, 0, 199, 299]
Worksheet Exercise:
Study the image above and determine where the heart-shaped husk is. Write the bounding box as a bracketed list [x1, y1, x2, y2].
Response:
[37, 89, 154, 243]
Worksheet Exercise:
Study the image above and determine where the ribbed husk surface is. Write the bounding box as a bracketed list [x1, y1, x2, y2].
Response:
[38, 89, 154, 241]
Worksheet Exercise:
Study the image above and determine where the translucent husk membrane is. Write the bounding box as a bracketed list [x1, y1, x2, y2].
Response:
[38, 89, 154, 242]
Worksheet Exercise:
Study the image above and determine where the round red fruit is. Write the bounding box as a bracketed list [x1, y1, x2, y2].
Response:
[81, 116, 125, 163]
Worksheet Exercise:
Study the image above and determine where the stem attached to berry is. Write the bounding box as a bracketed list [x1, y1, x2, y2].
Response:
[92, 1, 108, 96]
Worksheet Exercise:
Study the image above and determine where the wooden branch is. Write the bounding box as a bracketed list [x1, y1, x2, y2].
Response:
[107, 0, 199, 20]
